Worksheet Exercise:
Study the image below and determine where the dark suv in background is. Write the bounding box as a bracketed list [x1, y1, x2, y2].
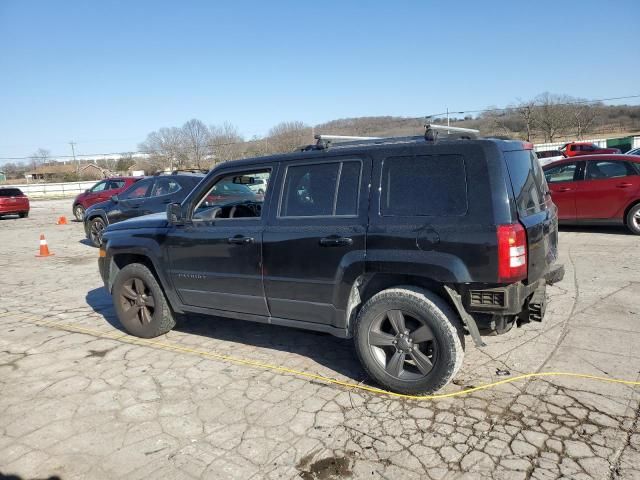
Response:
[98, 127, 564, 394]
[72, 176, 142, 221]
[84, 172, 204, 246]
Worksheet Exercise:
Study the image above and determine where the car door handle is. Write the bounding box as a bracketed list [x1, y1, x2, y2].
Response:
[557, 187, 572, 192]
[616, 183, 633, 188]
[319, 236, 353, 247]
[228, 235, 254, 245]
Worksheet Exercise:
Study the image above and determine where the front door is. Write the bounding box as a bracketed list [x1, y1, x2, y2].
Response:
[262, 157, 371, 327]
[166, 167, 274, 316]
[544, 161, 583, 221]
[114, 178, 154, 223]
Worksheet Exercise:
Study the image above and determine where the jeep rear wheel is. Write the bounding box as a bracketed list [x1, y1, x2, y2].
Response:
[354, 286, 465, 395]
[112, 263, 176, 338]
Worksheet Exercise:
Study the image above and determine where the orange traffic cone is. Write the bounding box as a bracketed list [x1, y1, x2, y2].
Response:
[36, 234, 55, 257]
[56, 216, 68, 225]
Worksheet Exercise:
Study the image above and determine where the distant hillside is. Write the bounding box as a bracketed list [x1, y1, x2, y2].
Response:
[315, 103, 640, 143]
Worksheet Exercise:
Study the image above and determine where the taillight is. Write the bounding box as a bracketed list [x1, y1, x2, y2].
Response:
[497, 223, 527, 282]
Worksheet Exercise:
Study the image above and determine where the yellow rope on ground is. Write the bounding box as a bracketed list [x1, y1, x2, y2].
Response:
[12, 314, 640, 400]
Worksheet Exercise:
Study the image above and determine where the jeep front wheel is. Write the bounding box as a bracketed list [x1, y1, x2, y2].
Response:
[112, 263, 176, 338]
[354, 287, 465, 395]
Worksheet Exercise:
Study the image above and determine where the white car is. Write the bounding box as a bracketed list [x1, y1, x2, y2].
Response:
[247, 178, 268, 194]
[625, 147, 640, 156]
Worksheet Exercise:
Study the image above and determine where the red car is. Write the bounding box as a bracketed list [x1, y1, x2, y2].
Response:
[0, 187, 30, 218]
[72, 177, 141, 221]
[543, 155, 640, 234]
[560, 142, 620, 157]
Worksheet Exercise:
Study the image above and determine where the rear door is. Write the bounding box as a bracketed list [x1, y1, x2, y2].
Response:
[141, 177, 184, 216]
[262, 157, 370, 327]
[576, 159, 640, 219]
[504, 149, 557, 283]
[543, 161, 584, 221]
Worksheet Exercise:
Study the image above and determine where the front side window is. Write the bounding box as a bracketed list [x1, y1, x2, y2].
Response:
[151, 178, 181, 197]
[586, 161, 634, 180]
[90, 181, 107, 192]
[545, 163, 578, 183]
[381, 155, 467, 216]
[193, 170, 269, 221]
[121, 179, 153, 200]
[279, 160, 361, 218]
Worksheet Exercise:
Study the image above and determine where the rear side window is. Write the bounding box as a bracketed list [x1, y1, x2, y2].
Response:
[279, 160, 361, 217]
[0, 188, 23, 197]
[381, 155, 467, 216]
[586, 160, 635, 180]
[504, 150, 548, 216]
[109, 180, 125, 189]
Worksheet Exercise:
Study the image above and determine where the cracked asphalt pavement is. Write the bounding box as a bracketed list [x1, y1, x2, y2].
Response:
[1, 199, 639, 479]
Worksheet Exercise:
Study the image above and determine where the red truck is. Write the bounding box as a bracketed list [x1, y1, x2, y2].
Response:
[560, 142, 620, 157]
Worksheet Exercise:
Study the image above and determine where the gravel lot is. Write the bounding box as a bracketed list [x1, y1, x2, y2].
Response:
[1, 198, 639, 479]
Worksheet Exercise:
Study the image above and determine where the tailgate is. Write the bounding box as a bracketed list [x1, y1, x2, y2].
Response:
[503, 149, 558, 284]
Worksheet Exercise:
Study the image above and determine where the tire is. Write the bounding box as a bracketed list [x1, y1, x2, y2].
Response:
[19, 212, 28, 218]
[88, 217, 106, 247]
[626, 203, 640, 235]
[354, 286, 465, 395]
[112, 263, 176, 338]
[73, 204, 85, 221]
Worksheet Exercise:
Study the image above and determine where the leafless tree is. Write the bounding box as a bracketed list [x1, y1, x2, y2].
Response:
[267, 121, 313, 153]
[515, 100, 537, 141]
[532, 93, 574, 142]
[138, 127, 186, 171]
[182, 119, 210, 168]
[29, 148, 51, 170]
[208, 122, 244, 165]
[571, 103, 598, 140]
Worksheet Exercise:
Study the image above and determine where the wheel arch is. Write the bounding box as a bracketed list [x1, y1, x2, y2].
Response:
[105, 244, 184, 314]
[344, 272, 454, 335]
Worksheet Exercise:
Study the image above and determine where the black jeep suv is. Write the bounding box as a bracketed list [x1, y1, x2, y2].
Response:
[98, 131, 564, 394]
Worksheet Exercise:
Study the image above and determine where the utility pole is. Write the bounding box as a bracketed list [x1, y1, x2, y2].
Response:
[446, 108, 450, 133]
[69, 141, 78, 178]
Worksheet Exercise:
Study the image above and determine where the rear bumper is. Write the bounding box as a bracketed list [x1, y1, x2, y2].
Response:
[463, 263, 565, 316]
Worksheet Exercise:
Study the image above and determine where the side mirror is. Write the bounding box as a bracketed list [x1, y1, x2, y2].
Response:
[167, 203, 184, 225]
[111, 194, 119, 203]
[85, 189, 90, 193]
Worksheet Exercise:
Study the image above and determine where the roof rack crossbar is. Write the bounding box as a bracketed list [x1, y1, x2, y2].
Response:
[424, 123, 480, 142]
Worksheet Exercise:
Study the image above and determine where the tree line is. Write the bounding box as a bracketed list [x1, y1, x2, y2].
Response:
[3, 92, 639, 180]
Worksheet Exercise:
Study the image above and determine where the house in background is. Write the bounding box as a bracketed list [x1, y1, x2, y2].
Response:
[80, 163, 110, 180]
[25, 164, 76, 181]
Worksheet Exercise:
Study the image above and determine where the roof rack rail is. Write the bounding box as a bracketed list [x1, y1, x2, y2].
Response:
[424, 123, 480, 142]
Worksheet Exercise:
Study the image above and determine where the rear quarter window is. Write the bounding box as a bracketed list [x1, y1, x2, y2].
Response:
[504, 150, 548, 216]
[0, 188, 23, 197]
[380, 154, 468, 216]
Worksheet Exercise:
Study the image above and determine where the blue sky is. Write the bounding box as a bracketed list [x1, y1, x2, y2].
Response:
[1, 0, 639, 162]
